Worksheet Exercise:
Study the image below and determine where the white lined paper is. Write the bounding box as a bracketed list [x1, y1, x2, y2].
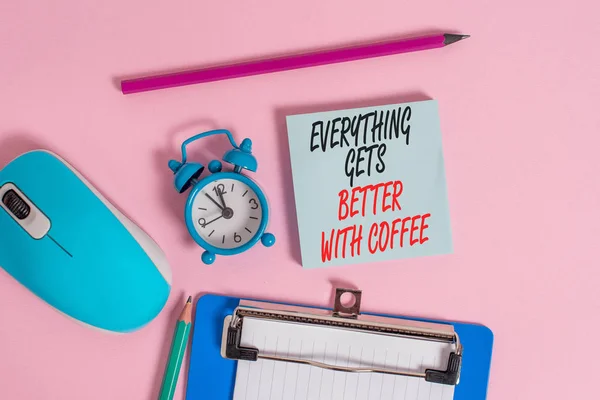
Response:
[233, 318, 455, 400]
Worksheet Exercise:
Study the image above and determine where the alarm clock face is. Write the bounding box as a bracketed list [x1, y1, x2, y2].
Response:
[189, 176, 265, 251]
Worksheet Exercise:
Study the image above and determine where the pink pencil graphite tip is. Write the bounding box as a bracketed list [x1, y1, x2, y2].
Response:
[443, 33, 470, 45]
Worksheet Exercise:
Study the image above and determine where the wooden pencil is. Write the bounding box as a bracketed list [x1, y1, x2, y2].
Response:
[158, 296, 193, 400]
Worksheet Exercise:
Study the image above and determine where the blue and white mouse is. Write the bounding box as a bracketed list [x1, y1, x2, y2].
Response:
[0, 150, 171, 333]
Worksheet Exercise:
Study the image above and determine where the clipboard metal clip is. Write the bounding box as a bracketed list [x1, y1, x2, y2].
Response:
[222, 288, 463, 386]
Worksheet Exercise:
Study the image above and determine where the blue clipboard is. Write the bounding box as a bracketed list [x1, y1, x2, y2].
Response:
[185, 292, 494, 399]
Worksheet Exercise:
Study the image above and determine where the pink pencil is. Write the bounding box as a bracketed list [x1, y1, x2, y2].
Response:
[120, 33, 469, 95]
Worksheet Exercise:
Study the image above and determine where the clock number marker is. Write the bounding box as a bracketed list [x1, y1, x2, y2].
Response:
[231, 183, 234, 192]
[213, 183, 227, 196]
[208, 229, 215, 237]
[222, 235, 225, 244]
[242, 189, 248, 197]
[249, 198, 259, 210]
[250, 216, 258, 220]
[198, 207, 207, 211]
[245, 227, 252, 233]
[234, 233, 242, 243]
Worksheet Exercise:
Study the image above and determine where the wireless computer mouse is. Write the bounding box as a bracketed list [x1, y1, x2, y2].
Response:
[0, 150, 171, 333]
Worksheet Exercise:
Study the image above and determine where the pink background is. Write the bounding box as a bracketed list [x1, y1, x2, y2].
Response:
[1, 1, 598, 399]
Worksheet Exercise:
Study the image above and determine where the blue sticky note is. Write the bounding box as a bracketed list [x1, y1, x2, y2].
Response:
[285, 99, 453, 268]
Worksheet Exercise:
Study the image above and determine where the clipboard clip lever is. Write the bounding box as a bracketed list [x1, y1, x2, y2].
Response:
[225, 314, 259, 362]
[332, 288, 362, 319]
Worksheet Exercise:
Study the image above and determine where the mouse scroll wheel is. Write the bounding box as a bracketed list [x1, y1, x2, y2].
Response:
[2, 189, 31, 220]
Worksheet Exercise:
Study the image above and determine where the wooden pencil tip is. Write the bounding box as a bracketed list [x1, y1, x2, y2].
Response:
[187, 296, 192, 303]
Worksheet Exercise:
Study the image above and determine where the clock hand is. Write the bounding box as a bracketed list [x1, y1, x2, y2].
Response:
[205, 193, 224, 210]
[217, 187, 227, 209]
[203, 214, 223, 227]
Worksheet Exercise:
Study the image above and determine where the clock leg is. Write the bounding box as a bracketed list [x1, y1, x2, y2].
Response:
[201, 250, 216, 265]
[261, 233, 275, 247]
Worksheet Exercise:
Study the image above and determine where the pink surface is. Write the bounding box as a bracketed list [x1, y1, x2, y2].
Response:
[0, 1, 598, 399]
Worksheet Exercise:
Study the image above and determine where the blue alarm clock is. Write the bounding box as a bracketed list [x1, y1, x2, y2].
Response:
[168, 129, 275, 264]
